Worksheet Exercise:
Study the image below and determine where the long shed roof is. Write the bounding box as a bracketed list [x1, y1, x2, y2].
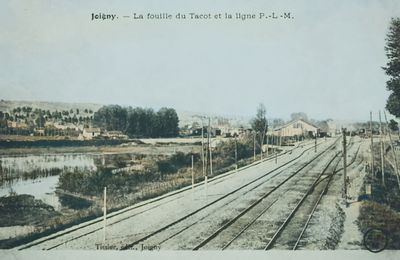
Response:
[272, 119, 318, 131]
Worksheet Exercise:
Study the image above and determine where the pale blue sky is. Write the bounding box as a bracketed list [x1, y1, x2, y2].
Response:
[1, 0, 400, 121]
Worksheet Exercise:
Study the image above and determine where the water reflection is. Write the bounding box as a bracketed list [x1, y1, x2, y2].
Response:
[0, 152, 134, 210]
[0, 153, 98, 183]
[0, 153, 100, 210]
[0, 175, 61, 209]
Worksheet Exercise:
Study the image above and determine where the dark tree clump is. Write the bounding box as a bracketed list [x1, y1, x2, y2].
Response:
[384, 18, 400, 117]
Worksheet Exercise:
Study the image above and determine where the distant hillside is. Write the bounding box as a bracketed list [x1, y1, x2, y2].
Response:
[1, 100, 367, 130]
[0, 100, 102, 113]
[0, 100, 252, 129]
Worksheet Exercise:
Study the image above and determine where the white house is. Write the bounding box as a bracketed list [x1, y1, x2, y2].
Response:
[82, 127, 101, 140]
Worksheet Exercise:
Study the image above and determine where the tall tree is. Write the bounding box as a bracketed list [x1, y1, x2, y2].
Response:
[156, 108, 179, 137]
[93, 105, 127, 131]
[94, 105, 179, 138]
[251, 103, 268, 133]
[35, 113, 45, 128]
[384, 18, 400, 117]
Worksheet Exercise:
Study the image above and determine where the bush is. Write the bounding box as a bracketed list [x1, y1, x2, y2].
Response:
[157, 152, 193, 175]
[359, 201, 400, 249]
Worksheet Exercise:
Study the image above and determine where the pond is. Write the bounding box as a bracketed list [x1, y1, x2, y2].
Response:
[0, 153, 98, 181]
[0, 175, 61, 209]
[0, 153, 101, 210]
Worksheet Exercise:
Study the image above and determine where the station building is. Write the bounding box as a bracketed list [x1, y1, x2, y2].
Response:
[270, 119, 319, 138]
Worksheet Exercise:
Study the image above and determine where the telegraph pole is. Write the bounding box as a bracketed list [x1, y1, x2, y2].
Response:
[342, 128, 347, 204]
[208, 117, 213, 176]
[266, 132, 269, 158]
[253, 132, 256, 162]
[275, 135, 278, 164]
[384, 111, 400, 190]
[260, 132, 264, 161]
[272, 135, 275, 157]
[204, 118, 210, 187]
[103, 187, 107, 244]
[191, 154, 194, 190]
[379, 111, 385, 186]
[370, 111, 374, 176]
[203, 118, 210, 201]
[201, 121, 205, 178]
[260, 119, 268, 160]
[210, 144, 213, 176]
[235, 135, 238, 171]
[314, 130, 318, 153]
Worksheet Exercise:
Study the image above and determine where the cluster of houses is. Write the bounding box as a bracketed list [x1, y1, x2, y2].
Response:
[182, 118, 337, 140]
[78, 128, 128, 140]
[3, 120, 128, 140]
[3, 115, 339, 142]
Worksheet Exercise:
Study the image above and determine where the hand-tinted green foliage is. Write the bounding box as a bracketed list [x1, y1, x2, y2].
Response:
[35, 113, 45, 128]
[93, 105, 127, 131]
[156, 107, 180, 137]
[389, 119, 399, 131]
[251, 103, 268, 134]
[384, 18, 400, 117]
[93, 105, 179, 138]
[213, 136, 259, 169]
[58, 153, 192, 196]
[157, 152, 192, 175]
[359, 201, 400, 249]
[387, 93, 400, 117]
[0, 195, 60, 227]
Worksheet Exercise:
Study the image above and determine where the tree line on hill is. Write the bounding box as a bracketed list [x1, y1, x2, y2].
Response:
[93, 105, 179, 138]
[0, 106, 94, 128]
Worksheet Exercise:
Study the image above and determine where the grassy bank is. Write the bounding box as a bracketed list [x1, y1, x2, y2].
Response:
[0, 195, 60, 227]
[358, 145, 400, 249]
[0, 205, 103, 249]
[358, 201, 400, 249]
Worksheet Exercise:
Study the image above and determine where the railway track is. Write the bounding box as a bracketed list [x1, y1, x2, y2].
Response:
[17, 141, 311, 250]
[118, 139, 339, 250]
[188, 138, 359, 250]
[206, 141, 362, 250]
[190, 139, 343, 250]
[289, 141, 362, 250]
[264, 152, 342, 250]
[18, 138, 334, 250]
[291, 143, 362, 250]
